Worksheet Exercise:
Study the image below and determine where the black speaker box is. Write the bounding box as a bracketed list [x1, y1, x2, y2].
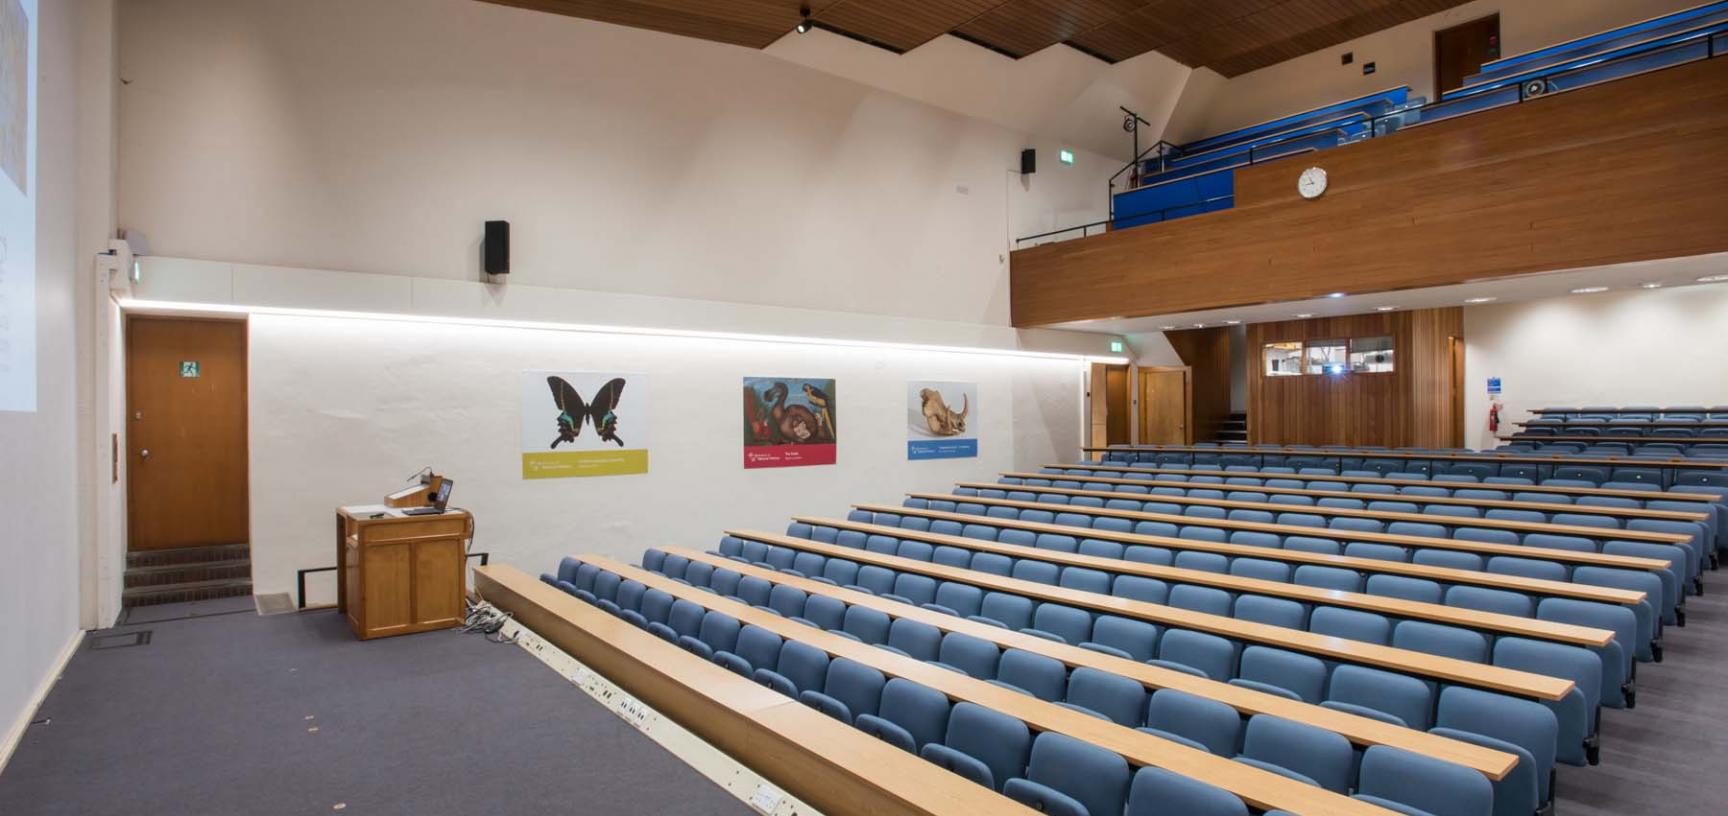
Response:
[1020, 148, 1036, 175]
[484, 220, 510, 275]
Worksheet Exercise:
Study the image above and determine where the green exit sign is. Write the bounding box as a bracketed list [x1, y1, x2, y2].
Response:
[1059, 149, 1075, 165]
[180, 361, 200, 378]
[1109, 340, 1125, 353]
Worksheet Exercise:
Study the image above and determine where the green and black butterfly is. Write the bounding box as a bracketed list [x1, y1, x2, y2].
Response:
[547, 376, 626, 449]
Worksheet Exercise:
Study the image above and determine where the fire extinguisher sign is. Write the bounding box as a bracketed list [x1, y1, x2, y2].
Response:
[1486, 377, 1502, 395]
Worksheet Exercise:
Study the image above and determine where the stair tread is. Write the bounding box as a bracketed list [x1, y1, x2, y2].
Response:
[123, 577, 254, 597]
[125, 559, 252, 575]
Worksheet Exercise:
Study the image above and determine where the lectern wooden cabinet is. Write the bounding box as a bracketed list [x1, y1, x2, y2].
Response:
[336, 506, 471, 640]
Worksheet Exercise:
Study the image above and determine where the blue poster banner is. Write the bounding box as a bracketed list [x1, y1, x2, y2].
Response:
[909, 438, 978, 460]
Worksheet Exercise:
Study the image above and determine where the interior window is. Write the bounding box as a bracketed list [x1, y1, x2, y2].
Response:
[1305, 340, 1348, 375]
[1349, 336, 1395, 373]
[1263, 342, 1304, 376]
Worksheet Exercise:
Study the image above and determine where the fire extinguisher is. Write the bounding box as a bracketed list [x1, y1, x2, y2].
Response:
[1487, 402, 1501, 433]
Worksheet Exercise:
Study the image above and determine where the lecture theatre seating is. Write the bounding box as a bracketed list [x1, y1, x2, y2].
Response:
[1509, 404, 1728, 455]
[1105, 0, 1728, 232]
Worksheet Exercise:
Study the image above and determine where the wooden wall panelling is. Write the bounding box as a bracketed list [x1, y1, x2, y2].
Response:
[1406, 307, 1464, 447]
[1010, 57, 1728, 326]
[1166, 326, 1232, 443]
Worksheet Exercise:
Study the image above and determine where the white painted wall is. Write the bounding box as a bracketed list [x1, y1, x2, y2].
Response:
[115, 0, 1125, 327]
[249, 312, 1083, 603]
[1, 0, 87, 768]
[1170, 0, 1698, 141]
[1463, 284, 1728, 449]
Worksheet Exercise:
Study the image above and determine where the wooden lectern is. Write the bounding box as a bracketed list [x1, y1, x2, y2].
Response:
[335, 505, 472, 640]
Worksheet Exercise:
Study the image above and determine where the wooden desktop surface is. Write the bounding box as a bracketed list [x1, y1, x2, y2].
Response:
[670, 547, 1519, 780]
[732, 532, 1575, 701]
[953, 481, 1698, 543]
[770, 519, 1611, 647]
[1044, 463, 1719, 503]
[801, 514, 1645, 607]
[472, 564, 1039, 816]
[996, 472, 1710, 522]
[884, 498, 1672, 572]
[1081, 445, 1728, 470]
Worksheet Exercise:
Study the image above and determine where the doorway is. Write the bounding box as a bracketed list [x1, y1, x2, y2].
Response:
[1449, 335, 1466, 447]
[1138, 366, 1191, 445]
[1104, 364, 1130, 444]
[126, 316, 250, 551]
[1434, 14, 1500, 98]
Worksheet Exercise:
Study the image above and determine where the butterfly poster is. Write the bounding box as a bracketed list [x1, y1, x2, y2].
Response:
[520, 371, 648, 479]
[742, 376, 836, 469]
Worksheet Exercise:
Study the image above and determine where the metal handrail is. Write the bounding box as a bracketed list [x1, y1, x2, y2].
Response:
[296, 551, 491, 609]
[1028, 31, 1722, 249]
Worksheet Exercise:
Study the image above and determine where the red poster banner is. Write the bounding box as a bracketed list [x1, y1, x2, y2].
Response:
[743, 443, 837, 469]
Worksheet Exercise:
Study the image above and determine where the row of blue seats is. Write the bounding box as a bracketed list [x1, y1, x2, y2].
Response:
[903, 492, 1690, 631]
[1095, 446, 1728, 489]
[760, 523, 1602, 773]
[1431, 17, 1728, 122]
[965, 482, 1707, 583]
[611, 552, 1528, 816]
[1534, 405, 1728, 419]
[543, 559, 1381, 816]
[1466, 1, 1728, 87]
[1522, 424, 1728, 438]
[1023, 466, 1724, 555]
[1501, 440, 1728, 458]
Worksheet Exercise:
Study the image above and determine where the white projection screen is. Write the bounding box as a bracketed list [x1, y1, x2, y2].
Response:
[0, 0, 32, 412]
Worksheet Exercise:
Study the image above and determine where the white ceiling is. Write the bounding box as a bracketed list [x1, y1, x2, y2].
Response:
[1047, 252, 1728, 335]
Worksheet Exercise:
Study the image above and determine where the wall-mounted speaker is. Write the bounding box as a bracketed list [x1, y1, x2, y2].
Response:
[484, 220, 510, 275]
[1020, 149, 1036, 175]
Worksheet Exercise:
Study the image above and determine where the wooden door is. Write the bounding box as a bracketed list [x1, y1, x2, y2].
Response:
[1104, 365, 1130, 444]
[1434, 14, 1500, 98]
[1449, 336, 1466, 447]
[126, 317, 249, 550]
[1138, 367, 1190, 444]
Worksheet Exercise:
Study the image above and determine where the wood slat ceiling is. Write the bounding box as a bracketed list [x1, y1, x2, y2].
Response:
[479, 0, 1477, 76]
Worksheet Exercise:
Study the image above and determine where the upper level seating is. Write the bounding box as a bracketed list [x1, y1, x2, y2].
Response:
[1510, 404, 1728, 455]
[1434, 0, 1728, 121]
[1099, 2, 1727, 235]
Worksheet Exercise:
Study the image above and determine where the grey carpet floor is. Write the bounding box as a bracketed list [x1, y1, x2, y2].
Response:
[0, 604, 751, 816]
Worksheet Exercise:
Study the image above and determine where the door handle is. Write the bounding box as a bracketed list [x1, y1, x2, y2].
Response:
[140, 449, 151, 460]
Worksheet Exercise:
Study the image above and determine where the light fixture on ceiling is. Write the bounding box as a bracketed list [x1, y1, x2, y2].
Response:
[1295, 313, 1313, 318]
[1159, 325, 1175, 330]
[1193, 323, 1206, 328]
[1570, 286, 1609, 294]
[1697, 274, 1728, 283]
[1224, 319, 1241, 325]
[1327, 292, 1345, 298]
[1375, 305, 1398, 312]
[1463, 297, 1497, 304]
[796, 6, 813, 33]
[1640, 282, 1663, 289]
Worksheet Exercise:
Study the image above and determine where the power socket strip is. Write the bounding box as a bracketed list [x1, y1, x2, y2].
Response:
[498, 610, 820, 816]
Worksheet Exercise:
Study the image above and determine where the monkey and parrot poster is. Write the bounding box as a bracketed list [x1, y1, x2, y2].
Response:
[742, 377, 836, 469]
[907, 381, 977, 460]
[520, 371, 648, 478]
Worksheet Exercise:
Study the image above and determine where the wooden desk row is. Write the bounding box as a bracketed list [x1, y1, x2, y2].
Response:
[1082, 445, 1728, 471]
[574, 557, 1418, 816]
[734, 530, 1576, 702]
[1046, 463, 1719, 504]
[801, 514, 1645, 607]
[472, 564, 1038, 816]
[670, 546, 1520, 781]
[890, 496, 1674, 573]
[999, 471, 1710, 523]
[779, 517, 1614, 648]
[958, 481, 1701, 542]
[1502, 435, 1728, 444]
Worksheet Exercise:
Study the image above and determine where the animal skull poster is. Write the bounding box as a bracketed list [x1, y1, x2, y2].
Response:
[520, 371, 648, 478]
[742, 377, 836, 469]
[908, 381, 977, 460]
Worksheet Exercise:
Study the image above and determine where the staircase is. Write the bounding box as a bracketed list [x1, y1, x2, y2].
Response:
[123, 544, 253, 607]
[1212, 412, 1248, 444]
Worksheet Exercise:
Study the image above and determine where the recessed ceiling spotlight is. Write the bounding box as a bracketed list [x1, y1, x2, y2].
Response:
[1639, 282, 1663, 289]
[1463, 297, 1497, 304]
[1223, 320, 1241, 325]
[1327, 292, 1345, 298]
[1375, 305, 1398, 312]
[1194, 323, 1206, 328]
[1697, 274, 1728, 283]
[1570, 286, 1608, 294]
[1159, 325, 1175, 330]
[1295, 313, 1313, 318]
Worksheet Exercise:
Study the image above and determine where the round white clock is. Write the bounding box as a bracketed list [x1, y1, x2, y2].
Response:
[1297, 166, 1328, 199]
